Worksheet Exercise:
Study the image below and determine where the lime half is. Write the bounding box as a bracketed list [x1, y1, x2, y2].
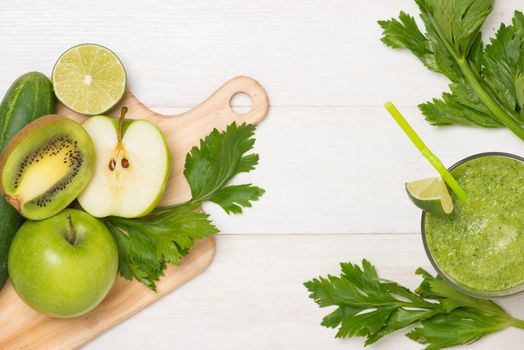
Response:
[52, 44, 126, 115]
[406, 177, 453, 216]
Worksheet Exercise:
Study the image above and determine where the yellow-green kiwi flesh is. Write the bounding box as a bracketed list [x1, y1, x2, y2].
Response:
[0, 116, 95, 220]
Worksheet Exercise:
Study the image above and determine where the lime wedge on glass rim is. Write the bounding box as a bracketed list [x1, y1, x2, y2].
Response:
[52, 44, 126, 115]
[406, 177, 453, 216]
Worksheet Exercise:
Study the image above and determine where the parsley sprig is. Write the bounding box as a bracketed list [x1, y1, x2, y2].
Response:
[305, 260, 524, 349]
[379, 0, 524, 141]
[104, 123, 264, 290]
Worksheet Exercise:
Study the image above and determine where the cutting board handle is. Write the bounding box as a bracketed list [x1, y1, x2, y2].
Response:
[176, 75, 270, 126]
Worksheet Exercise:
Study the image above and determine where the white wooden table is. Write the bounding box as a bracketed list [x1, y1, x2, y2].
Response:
[2, 1, 524, 349]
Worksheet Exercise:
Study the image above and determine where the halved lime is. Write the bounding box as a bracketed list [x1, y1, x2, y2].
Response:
[52, 44, 126, 115]
[406, 177, 453, 216]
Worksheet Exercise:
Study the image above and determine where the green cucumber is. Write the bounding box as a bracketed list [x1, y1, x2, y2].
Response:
[0, 72, 55, 290]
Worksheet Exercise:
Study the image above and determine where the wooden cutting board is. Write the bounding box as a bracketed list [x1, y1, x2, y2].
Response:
[0, 76, 270, 349]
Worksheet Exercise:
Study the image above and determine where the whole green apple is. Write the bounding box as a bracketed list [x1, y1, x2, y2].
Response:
[8, 209, 118, 318]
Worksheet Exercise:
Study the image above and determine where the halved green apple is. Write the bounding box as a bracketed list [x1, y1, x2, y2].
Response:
[78, 108, 171, 218]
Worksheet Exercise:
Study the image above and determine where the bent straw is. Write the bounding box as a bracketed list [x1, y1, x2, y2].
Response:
[385, 101, 467, 202]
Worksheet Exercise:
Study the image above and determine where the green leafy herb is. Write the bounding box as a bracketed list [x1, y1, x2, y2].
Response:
[379, 0, 524, 140]
[104, 122, 265, 290]
[104, 204, 219, 290]
[305, 260, 524, 349]
[184, 123, 263, 209]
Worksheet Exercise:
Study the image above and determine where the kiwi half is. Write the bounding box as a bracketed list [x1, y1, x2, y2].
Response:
[0, 115, 95, 220]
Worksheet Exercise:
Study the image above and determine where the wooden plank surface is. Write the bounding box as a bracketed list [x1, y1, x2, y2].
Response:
[86, 235, 524, 350]
[2, 0, 524, 349]
[0, 0, 521, 108]
[151, 106, 524, 235]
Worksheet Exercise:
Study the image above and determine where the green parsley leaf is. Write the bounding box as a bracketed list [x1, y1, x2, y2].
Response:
[305, 260, 524, 349]
[305, 260, 439, 344]
[415, 268, 507, 315]
[378, 12, 437, 72]
[105, 204, 218, 290]
[209, 184, 265, 214]
[184, 122, 260, 204]
[482, 13, 524, 122]
[407, 309, 510, 350]
[103, 122, 264, 290]
[380, 1, 524, 141]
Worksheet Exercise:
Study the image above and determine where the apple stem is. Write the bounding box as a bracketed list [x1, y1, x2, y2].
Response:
[118, 106, 128, 143]
[66, 213, 76, 245]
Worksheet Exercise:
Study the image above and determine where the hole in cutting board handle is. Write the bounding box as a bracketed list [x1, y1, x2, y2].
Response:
[229, 92, 253, 116]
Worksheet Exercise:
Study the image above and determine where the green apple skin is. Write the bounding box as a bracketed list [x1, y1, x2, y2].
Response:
[8, 209, 118, 318]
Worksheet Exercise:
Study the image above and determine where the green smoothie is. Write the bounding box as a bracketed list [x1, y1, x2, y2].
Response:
[424, 154, 524, 293]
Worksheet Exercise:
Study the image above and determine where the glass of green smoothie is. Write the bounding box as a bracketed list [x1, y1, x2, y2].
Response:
[422, 152, 524, 298]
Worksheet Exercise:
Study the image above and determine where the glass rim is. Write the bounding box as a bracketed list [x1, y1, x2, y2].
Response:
[421, 152, 524, 299]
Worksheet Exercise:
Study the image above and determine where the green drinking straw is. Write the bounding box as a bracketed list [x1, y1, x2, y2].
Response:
[384, 102, 467, 202]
